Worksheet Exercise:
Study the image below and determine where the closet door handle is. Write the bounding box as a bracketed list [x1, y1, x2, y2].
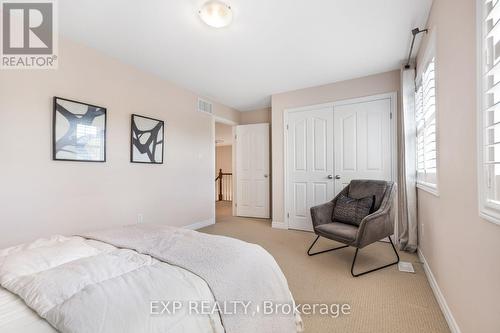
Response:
[327, 175, 333, 179]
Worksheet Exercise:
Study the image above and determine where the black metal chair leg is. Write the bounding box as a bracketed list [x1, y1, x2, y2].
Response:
[350, 237, 400, 277]
[307, 235, 349, 256]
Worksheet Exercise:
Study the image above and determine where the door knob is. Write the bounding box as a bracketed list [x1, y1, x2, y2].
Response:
[335, 175, 341, 180]
[327, 175, 333, 179]
[264, 174, 269, 178]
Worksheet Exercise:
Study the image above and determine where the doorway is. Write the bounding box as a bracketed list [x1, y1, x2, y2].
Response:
[285, 92, 397, 231]
[213, 119, 271, 222]
[215, 121, 234, 219]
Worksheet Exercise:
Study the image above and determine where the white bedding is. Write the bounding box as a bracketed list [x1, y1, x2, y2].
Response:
[80, 224, 301, 333]
[0, 226, 301, 333]
[0, 235, 224, 333]
[0, 287, 55, 333]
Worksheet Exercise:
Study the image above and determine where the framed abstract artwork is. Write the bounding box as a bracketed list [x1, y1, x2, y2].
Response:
[53, 97, 107, 162]
[130, 114, 164, 164]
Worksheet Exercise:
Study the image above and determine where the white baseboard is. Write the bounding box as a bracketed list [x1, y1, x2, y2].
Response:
[418, 249, 461, 333]
[184, 218, 215, 230]
[271, 220, 287, 229]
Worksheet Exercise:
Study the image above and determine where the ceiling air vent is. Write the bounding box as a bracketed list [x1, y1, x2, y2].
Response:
[198, 98, 213, 115]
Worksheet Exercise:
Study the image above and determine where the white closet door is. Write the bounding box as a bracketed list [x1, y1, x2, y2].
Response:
[287, 107, 334, 231]
[236, 124, 270, 218]
[334, 98, 392, 195]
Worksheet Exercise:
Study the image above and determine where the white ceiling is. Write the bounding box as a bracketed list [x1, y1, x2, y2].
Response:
[59, 0, 432, 111]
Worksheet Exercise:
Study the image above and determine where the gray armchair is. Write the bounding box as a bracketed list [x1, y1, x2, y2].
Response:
[308, 180, 399, 277]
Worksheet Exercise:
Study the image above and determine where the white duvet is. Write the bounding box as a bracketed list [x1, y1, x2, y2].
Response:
[0, 287, 55, 333]
[0, 225, 301, 333]
[0, 235, 224, 333]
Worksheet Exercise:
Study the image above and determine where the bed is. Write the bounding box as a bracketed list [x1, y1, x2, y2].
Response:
[0, 224, 302, 333]
[0, 286, 56, 332]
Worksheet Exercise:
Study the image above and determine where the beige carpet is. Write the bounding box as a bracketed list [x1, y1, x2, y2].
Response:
[200, 202, 450, 333]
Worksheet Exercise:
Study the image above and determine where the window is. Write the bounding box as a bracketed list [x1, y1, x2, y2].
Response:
[415, 50, 438, 194]
[478, 0, 500, 224]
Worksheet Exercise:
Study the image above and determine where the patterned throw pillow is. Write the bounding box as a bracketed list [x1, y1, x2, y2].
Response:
[332, 194, 374, 226]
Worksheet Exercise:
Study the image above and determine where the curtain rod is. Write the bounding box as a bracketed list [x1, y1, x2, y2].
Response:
[404, 28, 428, 69]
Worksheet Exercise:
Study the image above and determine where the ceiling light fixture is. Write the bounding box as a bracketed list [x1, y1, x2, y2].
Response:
[198, 1, 232, 28]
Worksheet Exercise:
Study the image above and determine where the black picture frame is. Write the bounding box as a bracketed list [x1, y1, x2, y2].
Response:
[52, 97, 107, 162]
[130, 114, 165, 164]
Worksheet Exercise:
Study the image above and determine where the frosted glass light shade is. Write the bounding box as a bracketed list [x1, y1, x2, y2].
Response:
[198, 1, 232, 28]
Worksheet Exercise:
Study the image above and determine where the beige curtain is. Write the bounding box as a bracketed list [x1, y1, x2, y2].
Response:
[397, 67, 418, 252]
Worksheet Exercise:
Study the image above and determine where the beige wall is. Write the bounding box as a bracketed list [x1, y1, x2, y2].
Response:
[215, 104, 240, 124]
[416, 1, 500, 332]
[239, 107, 271, 124]
[0, 38, 239, 248]
[215, 122, 233, 147]
[271, 70, 400, 224]
[216, 146, 232, 175]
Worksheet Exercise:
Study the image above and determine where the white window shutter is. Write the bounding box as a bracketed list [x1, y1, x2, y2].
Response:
[478, 0, 500, 224]
[415, 57, 438, 191]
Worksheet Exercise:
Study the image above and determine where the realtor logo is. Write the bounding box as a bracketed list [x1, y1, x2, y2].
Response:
[1, 0, 58, 69]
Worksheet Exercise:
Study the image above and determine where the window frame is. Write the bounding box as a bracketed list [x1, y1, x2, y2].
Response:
[477, 0, 500, 225]
[415, 30, 439, 196]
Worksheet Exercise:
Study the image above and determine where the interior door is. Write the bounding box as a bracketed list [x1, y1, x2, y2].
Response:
[334, 98, 392, 194]
[287, 107, 334, 231]
[235, 124, 270, 218]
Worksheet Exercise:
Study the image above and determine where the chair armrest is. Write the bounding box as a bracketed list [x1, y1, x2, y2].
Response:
[310, 201, 335, 228]
[355, 184, 396, 248]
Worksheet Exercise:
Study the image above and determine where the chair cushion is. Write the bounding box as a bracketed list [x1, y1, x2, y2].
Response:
[315, 222, 358, 244]
[332, 194, 374, 226]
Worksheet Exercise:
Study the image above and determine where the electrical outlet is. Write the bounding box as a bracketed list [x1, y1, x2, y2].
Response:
[137, 214, 143, 224]
[398, 261, 415, 273]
